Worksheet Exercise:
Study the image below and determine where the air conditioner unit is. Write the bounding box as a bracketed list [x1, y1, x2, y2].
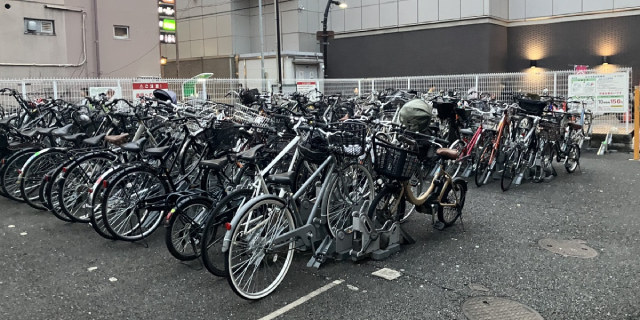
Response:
[26, 20, 37, 32]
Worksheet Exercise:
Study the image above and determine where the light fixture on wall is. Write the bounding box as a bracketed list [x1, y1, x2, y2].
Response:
[602, 56, 610, 65]
[160, 56, 167, 65]
[530, 60, 538, 69]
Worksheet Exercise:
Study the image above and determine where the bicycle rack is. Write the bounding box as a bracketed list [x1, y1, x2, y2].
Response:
[306, 200, 415, 268]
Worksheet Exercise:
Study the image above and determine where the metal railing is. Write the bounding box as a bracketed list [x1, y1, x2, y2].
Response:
[0, 67, 632, 135]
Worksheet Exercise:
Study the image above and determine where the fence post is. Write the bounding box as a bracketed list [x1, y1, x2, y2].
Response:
[553, 72, 557, 96]
[202, 81, 207, 100]
[407, 78, 411, 90]
[475, 75, 479, 90]
[358, 80, 361, 96]
[21, 81, 26, 98]
[52, 81, 58, 99]
[116, 80, 122, 99]
[634, 86, 639, 161]
[372, 79, 375, 91]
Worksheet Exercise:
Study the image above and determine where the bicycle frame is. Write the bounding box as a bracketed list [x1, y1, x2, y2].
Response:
[489, 109, 510, 164]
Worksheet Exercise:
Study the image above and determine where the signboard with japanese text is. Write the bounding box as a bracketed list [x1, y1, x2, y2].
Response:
[132, 82, 169, 99]
[296, 81, 318, 100]
[568, 72, 629, 114]
[89, 87, 121, 99]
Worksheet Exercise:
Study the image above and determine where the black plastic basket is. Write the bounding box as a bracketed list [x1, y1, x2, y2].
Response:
[373, 136, 420, 181]
[200, 120, 239, 150]
[517, 99, 548, 116]
[328, 121, 367, 157]
[298, 127, 330, 164]
[433, 100, 459, 119]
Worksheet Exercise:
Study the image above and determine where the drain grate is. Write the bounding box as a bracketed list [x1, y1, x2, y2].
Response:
[462, 297, 544, 320]
[538, 239, 598, 258]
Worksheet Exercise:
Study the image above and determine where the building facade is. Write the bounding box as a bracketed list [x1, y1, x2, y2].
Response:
[325, 0, 640, 84]
[0, 0, 160, 78]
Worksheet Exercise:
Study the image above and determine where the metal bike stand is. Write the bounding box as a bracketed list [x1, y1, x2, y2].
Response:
[348, 210, 415, 262]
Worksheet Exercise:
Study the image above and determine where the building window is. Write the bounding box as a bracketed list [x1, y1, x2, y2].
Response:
[24, 18, 55, 35]
[113, 26, 129, 39]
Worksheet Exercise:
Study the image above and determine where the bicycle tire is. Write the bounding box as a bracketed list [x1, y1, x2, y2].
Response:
[58, 154, 116, 223]
[201, 188, 253, 277]
[225, 195, 294, 300]
[44, 160, 75, 222]
[20, 149, 67, 210]
[89, 166, 124, 240]
[165, 197, 214, 261]
[474, 139, 492, 187]
[322, 163, 374, 238]
[501, 147, 520, 192]
[1, 148, 40, 202]
[367, 184, 405, 228]
[565, 144, 580, 173]
[437, 179, 467, 227]
[102, 166, 170, 241]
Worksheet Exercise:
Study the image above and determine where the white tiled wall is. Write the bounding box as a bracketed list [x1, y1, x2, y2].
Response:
[171, 0, 640, 59]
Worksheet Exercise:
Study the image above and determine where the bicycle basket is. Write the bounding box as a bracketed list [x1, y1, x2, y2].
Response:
[328, 121, 367, 157]
[201, 120, 239, 150]
[517, 99, 548, 116]
[240, 89, 260, 105]
[373, 136, 420, 181]
[538, 117, 563, 141]
[298, 128, 330, 164]
[433, 101, 458, 119]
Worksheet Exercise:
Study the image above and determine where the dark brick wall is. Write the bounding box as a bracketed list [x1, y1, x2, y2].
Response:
[506, 15, 640, 84]
[326, 23, 508, 78]
[327, 15, 640, 84]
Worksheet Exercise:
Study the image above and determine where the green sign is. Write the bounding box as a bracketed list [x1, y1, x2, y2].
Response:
[183, 73, 213, 98]
[161, 19, 176, 31]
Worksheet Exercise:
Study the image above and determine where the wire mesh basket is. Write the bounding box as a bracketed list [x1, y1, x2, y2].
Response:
[373, 136, 420, 181]
[231, 104, 261, 125]
[328, 121, 367, 157]
[538, 117, 563, 141]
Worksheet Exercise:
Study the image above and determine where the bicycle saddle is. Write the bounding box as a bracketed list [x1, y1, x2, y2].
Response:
[104, 133, 130, 146]
[19, 129, 39, 138]
[459, 128, 474, 136]
[36, 127, 57, 136]
[200, 157, 228, 171]
[52, 124, 74, 137]
[236, 144, 265, 162]
[144, 145, 172, 158]
[82, 134, 106, 147]
[436, 148, 459, 160]
[60, 133, 87, 142]
[265, 171, 295, 187]
[0, 117, 15, 127]
[567, 123, 582, 130]
[121, 137, 147, 153]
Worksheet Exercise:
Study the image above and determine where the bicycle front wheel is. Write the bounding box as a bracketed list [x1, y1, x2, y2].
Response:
[225, 196, 295, 300]
[501, 147, 521, 192]
[323, 163, 374, 237]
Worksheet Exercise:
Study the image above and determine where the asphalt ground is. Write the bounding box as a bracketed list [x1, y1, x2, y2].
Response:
[1, 151, 639, 320]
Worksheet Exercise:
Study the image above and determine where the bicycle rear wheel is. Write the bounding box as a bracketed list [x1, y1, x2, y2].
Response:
[501, 147, 521, 192]
[20, 150, 67, 210]
[1, 148, 39, 202]
[102, 167, 170, 241]
[225, 195, 294, 300]
[437, 179, 466, 227]
[201, 188, 253, 277]
[166, 198, 213, 261]
[59, 155, 114, 223]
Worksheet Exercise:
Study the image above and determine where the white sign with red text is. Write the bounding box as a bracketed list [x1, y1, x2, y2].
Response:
[132, 82, 169, 100]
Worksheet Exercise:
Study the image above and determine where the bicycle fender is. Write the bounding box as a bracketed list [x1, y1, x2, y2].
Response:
[452, 177, 468, 191]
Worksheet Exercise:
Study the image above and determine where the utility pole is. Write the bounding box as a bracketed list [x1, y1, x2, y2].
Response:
[275, 0, 283, 92]
[259, 0, 265, 90]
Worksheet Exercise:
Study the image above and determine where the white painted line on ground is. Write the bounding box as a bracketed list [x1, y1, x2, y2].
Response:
[257, 280, 344, 320]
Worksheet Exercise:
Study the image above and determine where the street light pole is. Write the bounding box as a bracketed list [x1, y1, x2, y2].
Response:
[322, 1, 346, 79]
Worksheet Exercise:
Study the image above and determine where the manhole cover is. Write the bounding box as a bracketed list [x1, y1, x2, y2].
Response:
[538, 239, 598, 258]
[462, 297, 544, 320]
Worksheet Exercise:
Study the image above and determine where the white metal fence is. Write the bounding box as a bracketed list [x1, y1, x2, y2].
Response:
[0, 67, 632, 134]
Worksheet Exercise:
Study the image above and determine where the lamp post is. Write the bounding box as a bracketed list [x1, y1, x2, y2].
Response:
[322, 1, 347, 78]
